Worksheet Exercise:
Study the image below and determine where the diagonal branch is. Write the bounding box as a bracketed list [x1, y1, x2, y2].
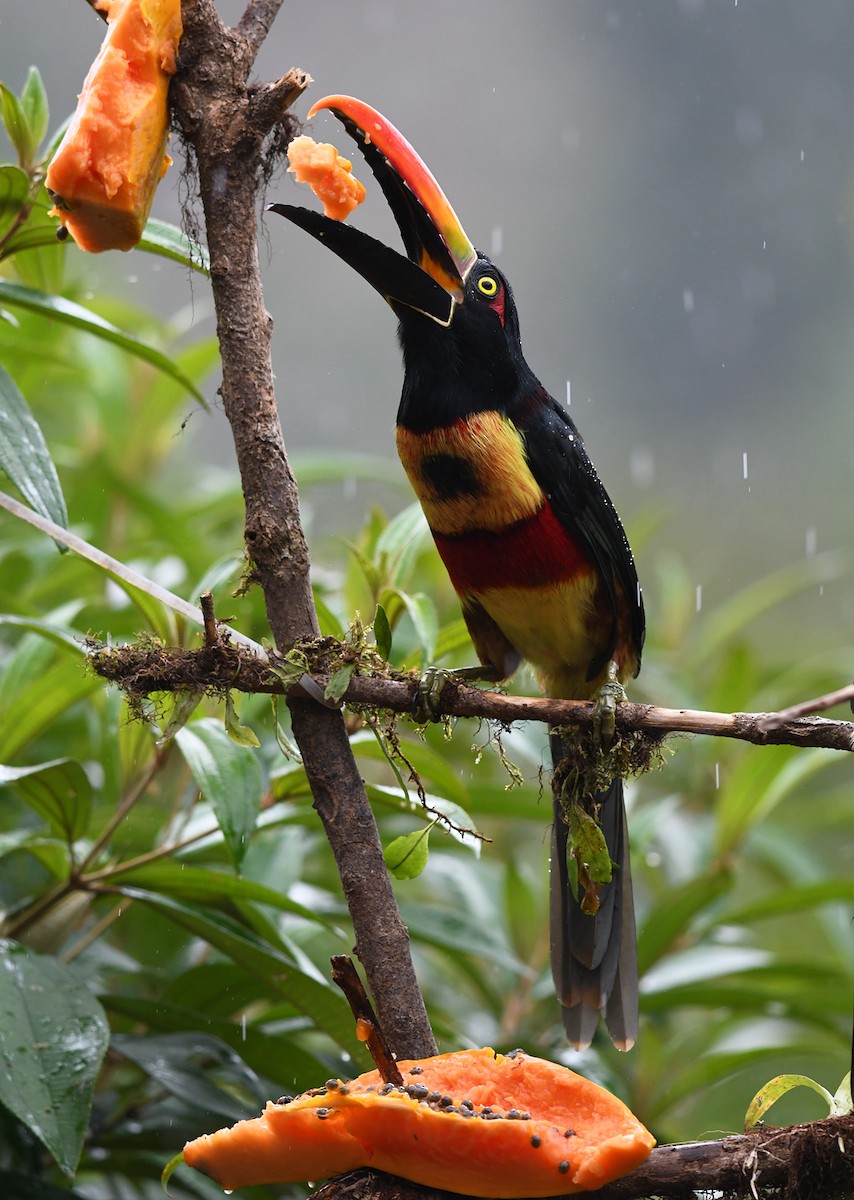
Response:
[169, 0, 436, 1060]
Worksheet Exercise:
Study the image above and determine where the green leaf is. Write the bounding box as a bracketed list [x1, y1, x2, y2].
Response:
[112, 1031, 263, 1121]
[314, 593, 345, 639]
[107, 861, 326, 924]
[694, 551, 847, 664]
[324, 662, 354, 704]
[833, 1073, 852, 1116]
[0, 188, 65, 293]
[569, 802, 612, 886]
[637, 870, 733, 974]
[722, 878, 854, 925]
[157, 691, 203, 744]
[106, 988, 333, 1091]
[376, 501, 429, 558]
[744, 1073, 835, 1131]
[403, 616, 473, 670]
[137, 217, 210, 274]
[0, 613, 83, 656]
[0, 940, 109, 1176]
[373, 602, 392, 661]
[0, 758, 92, 843]
[0, 1171, 88, 1200]
[0, 831, 70, 879]
[0, 363, 68, 531]
[0, 83, 31, 166]
[715, 745, 835, 857]
[102, 571, 178, 644]
[0, 282, 206, 405]
[399, 901, 525, 971]
[19, 68, 49, 156]
[115, 887, 365, 1061]
[224, 691, 261, 747]
[392, 589, 438, 664]
[176, 719, 263, 871]
[384, 826, 432, 879]
[0, 658, 101, 761]
[0, 165, 30, 241]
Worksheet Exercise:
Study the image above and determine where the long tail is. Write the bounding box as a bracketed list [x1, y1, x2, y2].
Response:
[549, 733, 638, 1050]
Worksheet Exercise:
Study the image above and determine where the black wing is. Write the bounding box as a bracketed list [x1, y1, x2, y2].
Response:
[520, 389, 645, 679]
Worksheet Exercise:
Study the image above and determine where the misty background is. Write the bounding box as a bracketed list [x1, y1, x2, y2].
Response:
[3, 1, 854, 680]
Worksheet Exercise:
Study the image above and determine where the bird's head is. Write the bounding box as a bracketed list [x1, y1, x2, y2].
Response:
[268, 96, 535, 421]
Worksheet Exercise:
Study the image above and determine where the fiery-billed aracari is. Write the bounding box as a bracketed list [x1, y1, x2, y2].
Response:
[270, 97, 645, 1050]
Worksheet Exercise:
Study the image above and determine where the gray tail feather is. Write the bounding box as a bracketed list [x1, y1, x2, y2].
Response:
[549, 733, 638, 1050]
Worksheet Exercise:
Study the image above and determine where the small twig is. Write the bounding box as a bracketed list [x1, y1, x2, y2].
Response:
[199, 589, 219, 648]
[81, 820, 223, 885]
[77, 744, 172, 875]
[331, 956, 404, 1086]
[0, 490, 267, 657]
[757, 681, 854, 730]
[248, 69, 311, 134]
[62, 899, 126, 963]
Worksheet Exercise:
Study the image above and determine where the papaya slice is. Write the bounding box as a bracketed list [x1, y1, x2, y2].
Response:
[287, 135, 367, 221]
[46, 0, 182, 252]
[183, 1047, 654, 1197]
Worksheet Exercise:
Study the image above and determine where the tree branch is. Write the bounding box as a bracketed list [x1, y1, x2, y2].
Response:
[169, 0, 436, 1060]
[88, 641, 854, 753]
[314, 1113, 854, 1200]
[237, 0, 287, 59]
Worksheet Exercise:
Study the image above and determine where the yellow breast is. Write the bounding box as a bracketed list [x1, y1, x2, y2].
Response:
[396, 412, 543, 536]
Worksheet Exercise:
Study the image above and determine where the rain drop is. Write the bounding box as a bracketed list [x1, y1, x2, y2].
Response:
[695, 585, 702, 612]
[714, 762, 720, 789]
[491, 225, 503, 256]
[805, 528, 817, 557]
[742, 452, 748, 480]
[565, 379, 571, 407]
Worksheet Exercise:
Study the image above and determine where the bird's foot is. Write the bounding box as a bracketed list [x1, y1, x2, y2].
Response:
[592, 660, 626, 750]
[412, 663, 500, 723]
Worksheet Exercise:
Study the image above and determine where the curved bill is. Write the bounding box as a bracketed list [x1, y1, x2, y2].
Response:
[308, 95, 478, 301]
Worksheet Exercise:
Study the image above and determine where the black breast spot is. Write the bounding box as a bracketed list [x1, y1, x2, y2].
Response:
[420, 453, 481, 499]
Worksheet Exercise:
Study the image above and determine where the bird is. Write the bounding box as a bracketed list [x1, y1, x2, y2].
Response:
[269, 96, 645, 1050]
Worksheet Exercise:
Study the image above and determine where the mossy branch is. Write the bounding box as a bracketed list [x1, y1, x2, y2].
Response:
[88, 636, 854, 754]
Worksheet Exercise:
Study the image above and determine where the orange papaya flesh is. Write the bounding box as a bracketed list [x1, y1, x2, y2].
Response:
[183, 1047, 654, 1197]
[286, 135, 367, 221]
[46, 0, 182, 252]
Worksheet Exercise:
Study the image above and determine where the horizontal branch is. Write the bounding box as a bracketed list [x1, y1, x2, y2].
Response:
[314, 1108, 854, 1195]
[314, 1112, 854, 1200]
[87, 640, 854, 753]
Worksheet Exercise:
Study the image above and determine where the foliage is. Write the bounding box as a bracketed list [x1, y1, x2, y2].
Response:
[0, 64, 852, 1200]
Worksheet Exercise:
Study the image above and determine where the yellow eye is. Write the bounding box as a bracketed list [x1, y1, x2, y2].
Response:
[477, 275, 498, 297]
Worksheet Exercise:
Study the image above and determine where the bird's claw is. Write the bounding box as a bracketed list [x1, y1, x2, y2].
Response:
[412, 666, 451, 723]
[592, 661, 626, 750]
[412, 662, 500, 723]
